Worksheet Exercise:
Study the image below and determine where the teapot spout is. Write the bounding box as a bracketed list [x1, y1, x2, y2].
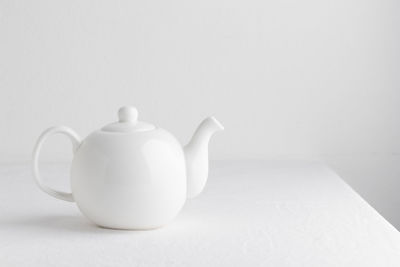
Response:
[184, 116, 224, 198]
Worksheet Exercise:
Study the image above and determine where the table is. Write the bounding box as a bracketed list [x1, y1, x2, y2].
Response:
[1, 160, 399, 266]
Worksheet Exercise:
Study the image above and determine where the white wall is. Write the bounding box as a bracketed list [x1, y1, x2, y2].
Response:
[1, 0, 399, 228]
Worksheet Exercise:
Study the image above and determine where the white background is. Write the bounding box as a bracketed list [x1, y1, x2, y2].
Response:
[1, 0, 399, 228]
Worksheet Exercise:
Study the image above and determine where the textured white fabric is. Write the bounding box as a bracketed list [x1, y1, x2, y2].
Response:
[0, 160, 399, 266]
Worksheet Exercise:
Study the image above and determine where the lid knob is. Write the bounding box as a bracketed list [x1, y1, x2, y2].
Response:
[118, 106, 138, 123]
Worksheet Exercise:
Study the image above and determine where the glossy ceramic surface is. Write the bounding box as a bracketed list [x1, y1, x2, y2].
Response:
[71, 128, 186, 229]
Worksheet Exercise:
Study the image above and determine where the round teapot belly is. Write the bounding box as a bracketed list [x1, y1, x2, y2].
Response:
[70, 130, 187, 230]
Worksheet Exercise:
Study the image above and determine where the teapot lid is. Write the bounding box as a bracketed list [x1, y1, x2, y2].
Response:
[101, 106, 155, 133]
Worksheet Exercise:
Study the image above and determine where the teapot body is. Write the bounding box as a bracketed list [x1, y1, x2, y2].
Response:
[71, 128, 186, 229]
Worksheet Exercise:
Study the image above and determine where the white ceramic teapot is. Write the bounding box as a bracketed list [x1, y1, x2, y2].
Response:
[32, 106, 223, 230]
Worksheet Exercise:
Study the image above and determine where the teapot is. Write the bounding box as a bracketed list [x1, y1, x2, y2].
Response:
[32, 106, 223, 230]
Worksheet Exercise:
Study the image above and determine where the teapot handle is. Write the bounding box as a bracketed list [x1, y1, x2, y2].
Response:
[32, 126, 81, 202]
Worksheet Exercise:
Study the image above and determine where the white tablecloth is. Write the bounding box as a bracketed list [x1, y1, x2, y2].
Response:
[0, 160, 399, 266]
